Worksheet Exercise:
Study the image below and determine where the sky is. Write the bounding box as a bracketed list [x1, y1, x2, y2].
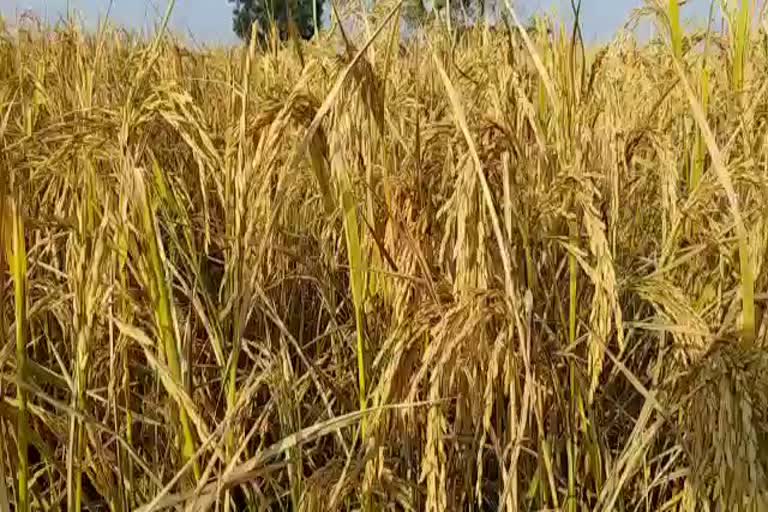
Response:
[1, 0, 715, 46]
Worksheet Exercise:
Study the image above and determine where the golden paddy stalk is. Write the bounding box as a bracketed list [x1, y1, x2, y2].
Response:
[1, 4, 768, 510]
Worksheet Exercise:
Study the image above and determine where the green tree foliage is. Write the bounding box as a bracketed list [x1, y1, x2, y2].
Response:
[401, 0, 431, 30]
[430, 0, 489, 29]
[229, 0, 323, 42]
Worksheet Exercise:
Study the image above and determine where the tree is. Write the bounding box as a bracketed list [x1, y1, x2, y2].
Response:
[430, 0, 486, 32]
[229, 0, 324, 43]
[403, 0, 429, 26]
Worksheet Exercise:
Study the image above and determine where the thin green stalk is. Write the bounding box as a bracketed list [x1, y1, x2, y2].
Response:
[732, 0, 750, 92]
[137, 174, 199, 480]
[0, 186, 10, 512]
[669, 0, 682, 60]
[334, 160, 370, 507]
[692, 1, 717, 191]
[340, 174, 368, 439]
[312, 0, 319, 39]
[669, 0, 685, 196]
[6, 197, 29, 512]
[692, 68, 709, 189]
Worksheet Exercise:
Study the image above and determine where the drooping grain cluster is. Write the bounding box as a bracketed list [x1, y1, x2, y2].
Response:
[1, 2, 767, 510]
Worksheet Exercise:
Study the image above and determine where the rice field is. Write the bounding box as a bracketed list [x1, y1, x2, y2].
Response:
[1, 1, 768, 510]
